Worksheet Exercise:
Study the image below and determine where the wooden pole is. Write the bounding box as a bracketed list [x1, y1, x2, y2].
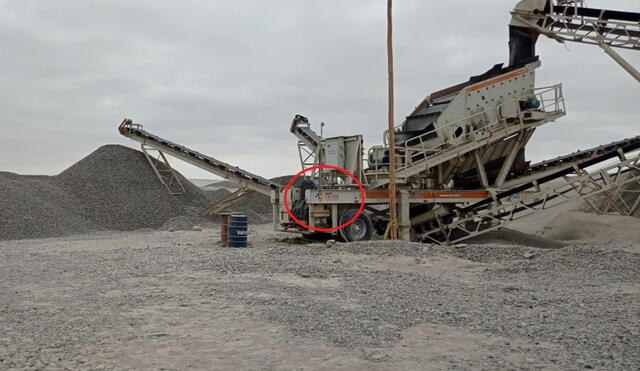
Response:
[387, 0, 398, 239]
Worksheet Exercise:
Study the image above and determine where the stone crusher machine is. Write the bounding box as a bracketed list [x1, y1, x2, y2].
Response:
[119, 0, 640, 244]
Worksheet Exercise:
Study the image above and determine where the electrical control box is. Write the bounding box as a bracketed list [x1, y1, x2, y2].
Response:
[322, 137, 345, 168]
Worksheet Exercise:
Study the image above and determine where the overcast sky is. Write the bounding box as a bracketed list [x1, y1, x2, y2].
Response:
[1, 0, 638, 180]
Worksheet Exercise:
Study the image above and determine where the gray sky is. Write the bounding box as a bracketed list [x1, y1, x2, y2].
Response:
[1, 0, 639, 179]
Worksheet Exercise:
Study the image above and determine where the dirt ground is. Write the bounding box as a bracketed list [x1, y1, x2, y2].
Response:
[1, 224, 639, 370]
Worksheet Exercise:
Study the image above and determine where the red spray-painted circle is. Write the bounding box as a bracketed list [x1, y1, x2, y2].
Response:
[283, 165, 366, 232]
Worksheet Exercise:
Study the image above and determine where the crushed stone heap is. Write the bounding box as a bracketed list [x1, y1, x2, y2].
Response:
[1, 145, 216, 240]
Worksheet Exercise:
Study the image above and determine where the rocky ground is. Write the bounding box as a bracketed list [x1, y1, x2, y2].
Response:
[1, 225, 638, 370]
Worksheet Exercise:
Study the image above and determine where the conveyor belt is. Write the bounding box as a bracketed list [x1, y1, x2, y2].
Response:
[512, 2, 640, 50]
[290, 115, 321, 151]
[118, 119, 280, 196]
[550, 5, 640, 24]
[529, 136, 640, 172]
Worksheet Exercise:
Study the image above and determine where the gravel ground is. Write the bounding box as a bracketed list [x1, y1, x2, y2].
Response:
[0, 226, 638, 370]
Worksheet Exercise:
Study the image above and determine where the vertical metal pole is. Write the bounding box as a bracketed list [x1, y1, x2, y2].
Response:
[272, 191, 280, 231]
[387, 0, 398, 239]
[398, 190, 411, 241]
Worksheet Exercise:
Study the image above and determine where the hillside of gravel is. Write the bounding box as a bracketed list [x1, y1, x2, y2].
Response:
[0, 172, 95, 240]
[0, 145, 211, 240]
[57, 145, 209, 231]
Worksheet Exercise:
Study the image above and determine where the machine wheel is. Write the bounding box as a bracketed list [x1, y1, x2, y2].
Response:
[338, 209, 374, 242]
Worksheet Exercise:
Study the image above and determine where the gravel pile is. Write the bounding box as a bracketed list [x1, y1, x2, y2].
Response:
[464, 228, 566, 249]
[0, 172, 94, 240]
[0, 145, 212, 240]
[160, 215, 202, 231]
[57, 145, 209, 231]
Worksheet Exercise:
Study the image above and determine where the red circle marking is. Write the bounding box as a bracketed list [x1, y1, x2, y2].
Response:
[283, 165, 366, 232]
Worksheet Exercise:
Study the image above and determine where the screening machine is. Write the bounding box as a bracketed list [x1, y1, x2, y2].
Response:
[119, 0, 640, 244]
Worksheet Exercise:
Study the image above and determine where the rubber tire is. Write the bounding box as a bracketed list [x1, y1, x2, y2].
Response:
[338, 209, 374, 242]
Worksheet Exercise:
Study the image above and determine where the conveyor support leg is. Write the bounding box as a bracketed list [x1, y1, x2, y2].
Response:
[398, 190, 411, 241]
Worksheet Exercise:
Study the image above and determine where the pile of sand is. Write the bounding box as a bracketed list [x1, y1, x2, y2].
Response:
[536, 211, 640, 244]
[507, 197, 640, 245]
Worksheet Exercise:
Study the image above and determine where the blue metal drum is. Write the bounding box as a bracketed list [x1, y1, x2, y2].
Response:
[227, 215, 248, 248]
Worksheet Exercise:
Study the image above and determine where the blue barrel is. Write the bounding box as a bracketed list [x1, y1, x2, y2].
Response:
[227, 215, 248, 248]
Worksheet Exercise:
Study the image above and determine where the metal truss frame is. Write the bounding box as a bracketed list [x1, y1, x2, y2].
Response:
[140, 144, 185, 195]
[199, 188, 253, 216]
[512, 4, 640, 50]
[512, 2, 640, 81]
[422, 151, 640, 245]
